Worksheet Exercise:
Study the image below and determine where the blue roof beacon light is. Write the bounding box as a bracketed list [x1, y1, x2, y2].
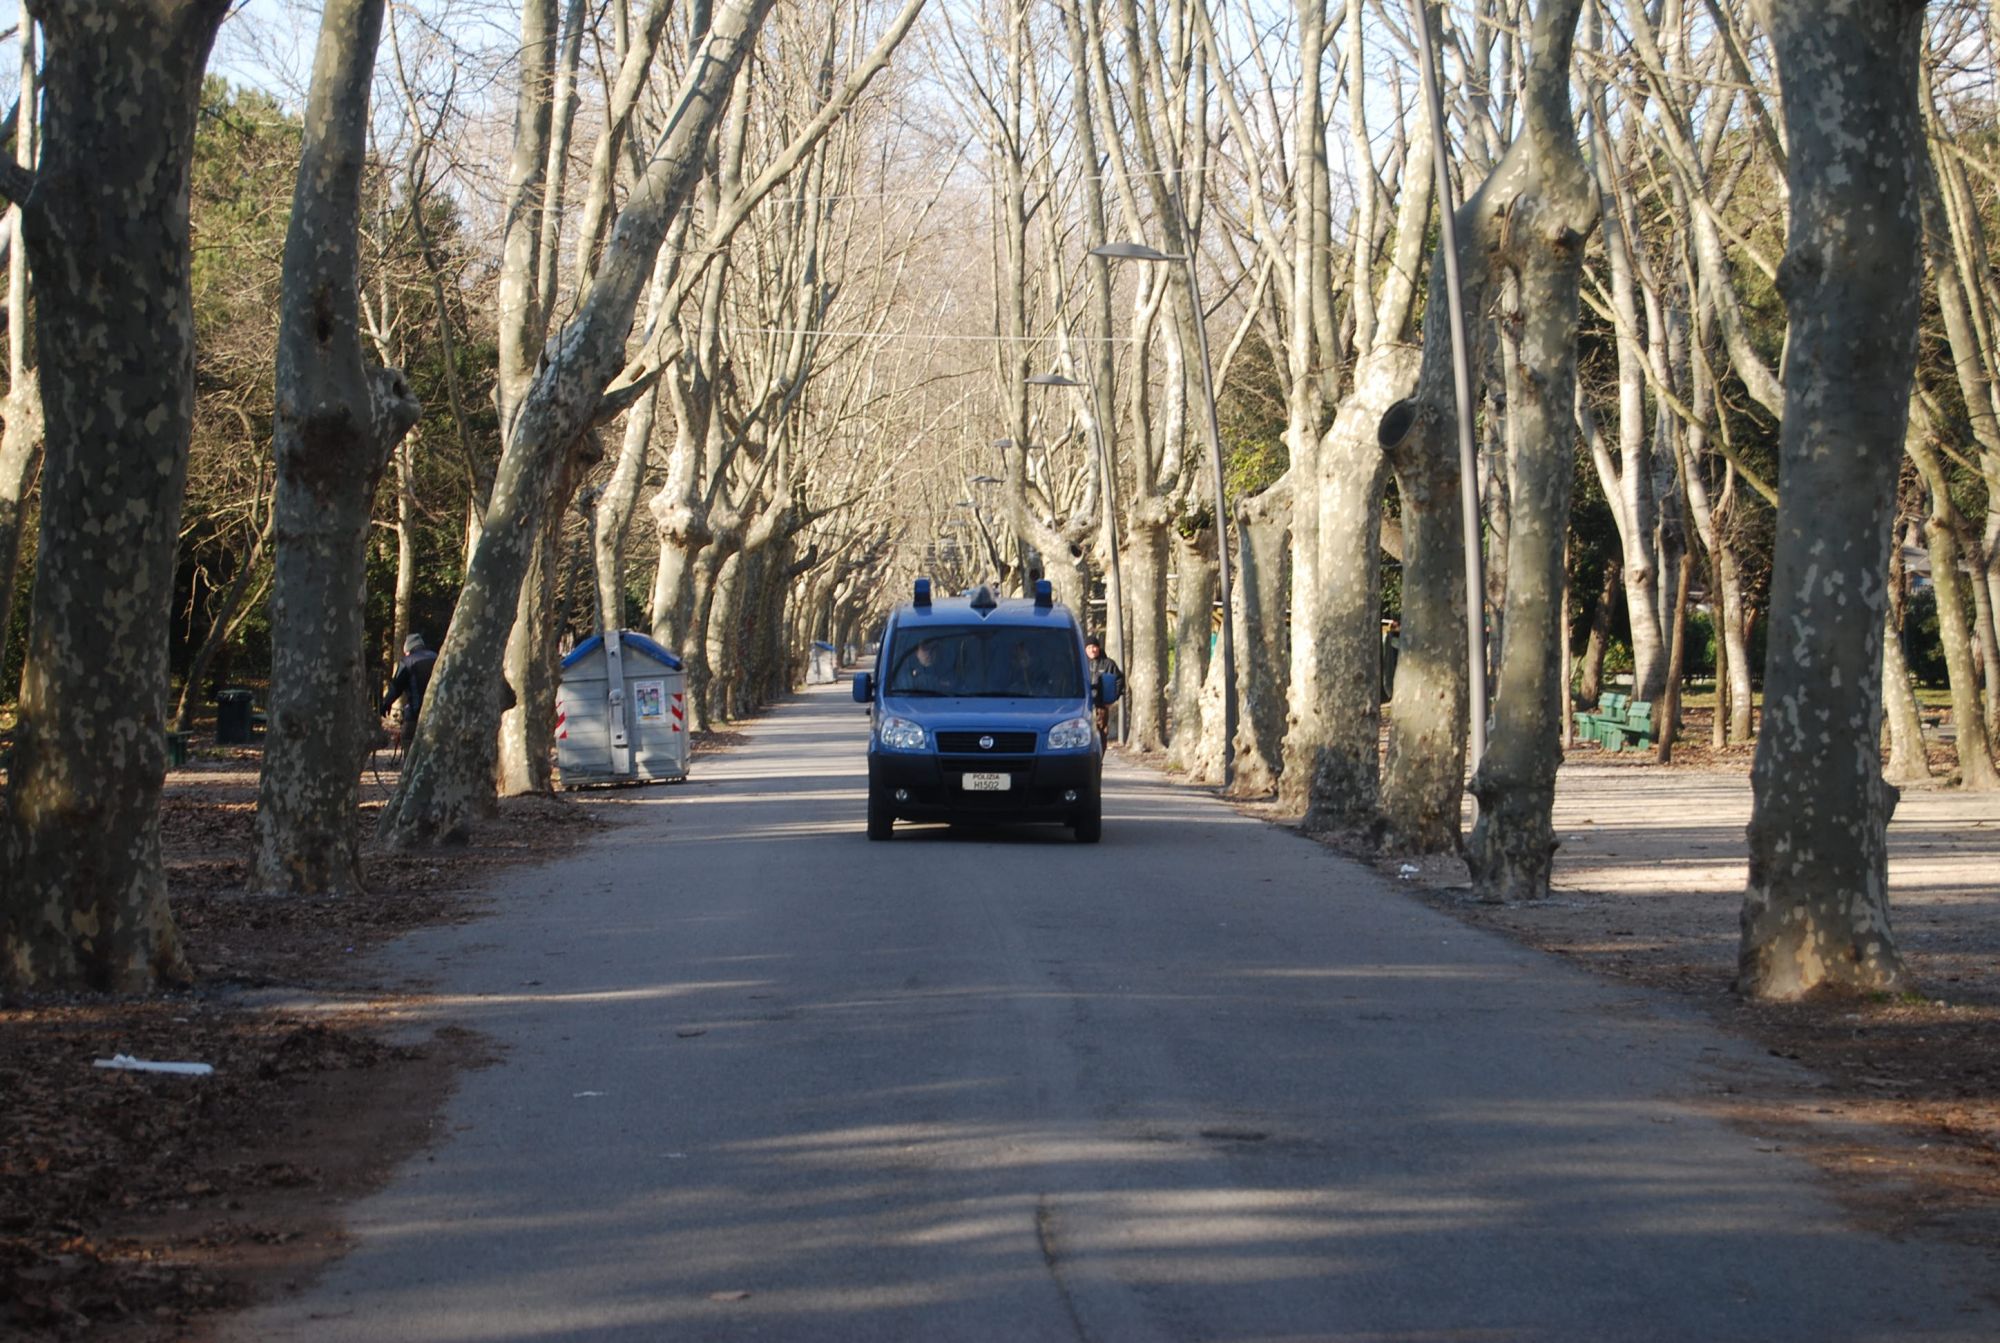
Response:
[1034, 579, 1054, 610]
[913, 577, 932, 608]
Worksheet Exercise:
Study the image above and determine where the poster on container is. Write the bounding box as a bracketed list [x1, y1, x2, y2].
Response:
[633, 679, 666, 721]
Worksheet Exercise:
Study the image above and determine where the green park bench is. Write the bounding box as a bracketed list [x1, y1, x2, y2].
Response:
[1573, 693, 1657, 752]
[1573, 692, 1627, 746]
[1597, 699, 1655, 752]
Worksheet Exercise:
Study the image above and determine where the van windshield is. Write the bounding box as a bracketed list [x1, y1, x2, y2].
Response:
[886, 626, 1083, 698]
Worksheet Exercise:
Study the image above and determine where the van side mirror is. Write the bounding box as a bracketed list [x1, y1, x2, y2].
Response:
[1095, 670, 1120, 706]
[852, 671, 874, 703]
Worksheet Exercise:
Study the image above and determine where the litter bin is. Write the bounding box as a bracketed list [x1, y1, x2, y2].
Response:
[215, 688, 255, 744]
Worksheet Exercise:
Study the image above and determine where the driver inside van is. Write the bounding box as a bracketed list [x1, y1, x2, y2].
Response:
[906, 640, 955, 693]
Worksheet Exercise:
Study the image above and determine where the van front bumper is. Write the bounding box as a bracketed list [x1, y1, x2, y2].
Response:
[869, 750, 1099, 822]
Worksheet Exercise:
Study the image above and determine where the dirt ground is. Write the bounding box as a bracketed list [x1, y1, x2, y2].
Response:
[0, 732, 746, 1342]
[4, 714, 1996, 1339]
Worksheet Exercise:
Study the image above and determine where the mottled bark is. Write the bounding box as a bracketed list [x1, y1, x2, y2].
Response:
[1653, 550, 1695, 764]
[1574, 558, 1617, 708]
[1382, 42, 1530, 854]
[254, 0, 421, 896]
[593, 251, 676, 635]
[1054, 0, 1125, 733]
[1739, 0, 1924, 1001]
[648, 363, 722, 657]
[1919, 115, 2000, 754]
[1230, 481, 1289, 797]
[1906, 433, 1999, 789]
[1881, 541, 1930, 786]
[1, 0, 231, 990]
[380, 0, 775, 847]
[390, 433, 417, 657]
[1166, 523, 1216, 776]
[497, 439, 594, 797]
[1466, 0, 1595, 903]
[1587, 99, 1668, 703]
[1300, 344, 1421, 831]
[494, 0, 559, 435]
[1273, 0, 1331, 808]
[1122, 506, 1171, 751]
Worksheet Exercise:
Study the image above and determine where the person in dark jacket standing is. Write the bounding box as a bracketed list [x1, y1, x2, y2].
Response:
[1084, 634, 1121, 742]
[380, 633, 438, 742]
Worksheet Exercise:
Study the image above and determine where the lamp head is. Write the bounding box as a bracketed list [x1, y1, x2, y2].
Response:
[1091, 240, 1180, 263]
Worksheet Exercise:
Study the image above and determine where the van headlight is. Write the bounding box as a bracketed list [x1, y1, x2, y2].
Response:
[878, 715, 928, 752]
[1047, 716, 1095, 750]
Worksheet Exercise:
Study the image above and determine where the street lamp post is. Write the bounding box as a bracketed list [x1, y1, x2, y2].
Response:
[1027, 371, 1126, 743]
[1092, 239, 1235, 788]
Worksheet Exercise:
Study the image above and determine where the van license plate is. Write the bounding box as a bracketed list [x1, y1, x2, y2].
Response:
[962, 772, 1010, 791]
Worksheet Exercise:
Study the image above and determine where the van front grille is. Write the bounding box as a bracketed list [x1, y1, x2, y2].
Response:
[936, 730, 1038, 754]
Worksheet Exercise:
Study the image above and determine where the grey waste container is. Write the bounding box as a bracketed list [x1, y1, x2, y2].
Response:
[215, 688, 255, 744]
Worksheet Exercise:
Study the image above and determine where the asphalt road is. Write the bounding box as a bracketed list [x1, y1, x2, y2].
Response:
[229, 682, 2000, 1342]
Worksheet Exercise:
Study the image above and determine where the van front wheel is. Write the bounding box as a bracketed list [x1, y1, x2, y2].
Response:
[867, 791, 894, 841]
[1071, 796, 1101, 844]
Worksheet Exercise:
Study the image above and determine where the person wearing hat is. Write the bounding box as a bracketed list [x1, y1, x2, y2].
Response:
[380, 632, 439, 743]
[1083, 634, 1121, 742]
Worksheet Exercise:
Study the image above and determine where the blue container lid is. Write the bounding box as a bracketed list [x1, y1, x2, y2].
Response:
[562, 631, 683, 671]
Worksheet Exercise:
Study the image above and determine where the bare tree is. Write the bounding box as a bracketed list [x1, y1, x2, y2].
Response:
[1738, 0, 1927, 1000]
[1464, 0, 1597, 900]
[380, 0, 778, 846]
[0, 0, 231, 990]
[251, 0, 422, 897]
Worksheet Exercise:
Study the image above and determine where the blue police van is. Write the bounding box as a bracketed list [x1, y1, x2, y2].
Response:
[852, 578, 1119, 842]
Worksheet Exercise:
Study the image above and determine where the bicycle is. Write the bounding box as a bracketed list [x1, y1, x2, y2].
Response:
[365, 715, 407, 799]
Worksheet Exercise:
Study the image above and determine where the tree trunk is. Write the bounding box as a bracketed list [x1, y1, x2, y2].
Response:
[0, 30, 38, 655]
[1654, 550, 1695, 764]
[1907, 434, 2000, 789]
[1587, 86, 1667, 704]
[0, 368, 39, 655]
[1882, 539, 1931, 785]
[1576, 558, 1619, 707]
[380, 0, 775, 847]
[498, 492, 562, 797]
[1739, 0, 1924, 1001]
[703, 546, 744, 724]
[1963, 533, 2000, 746]
[1123, 506, 1171, 752]
[1229, 481, 1289, 797]
[1383, 2, 1551, 855]
[1166, 523, 1216, 775]
[1300, 344, 1420, 831]
[594, 375, 663, 637]
[1719, 541, 1754, 742]
[648, 463, 714, 658]
[254, 0, 421, 896]
[1466, 0, 1595, 902]
[1, 0, 231, 990]
[391, 432, 418, 657]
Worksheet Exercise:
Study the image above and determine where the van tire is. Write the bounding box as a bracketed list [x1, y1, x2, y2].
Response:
[1072, 798, 1101, 844]
[867, 791, 894, 841]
